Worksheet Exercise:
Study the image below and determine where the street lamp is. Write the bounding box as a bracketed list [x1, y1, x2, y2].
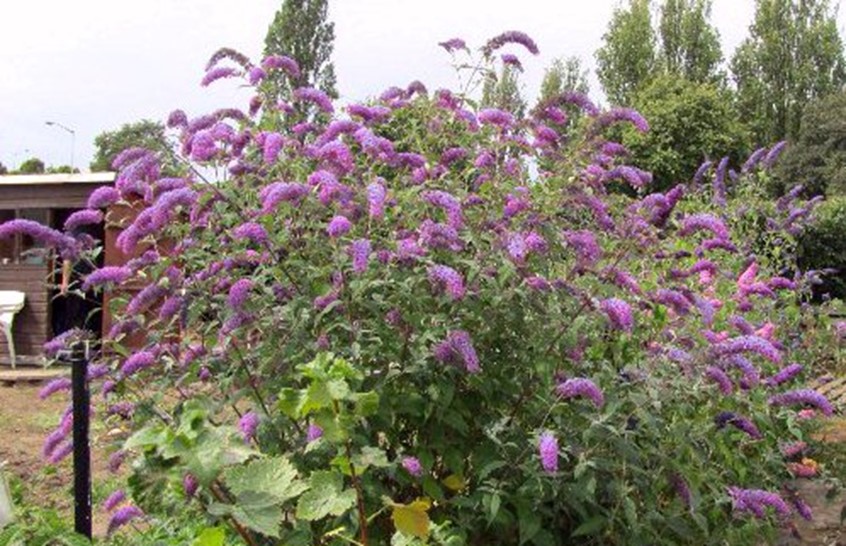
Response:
[45, 121, 76, 172]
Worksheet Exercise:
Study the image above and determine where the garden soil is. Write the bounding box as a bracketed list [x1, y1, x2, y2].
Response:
[0, 383, 115, 538]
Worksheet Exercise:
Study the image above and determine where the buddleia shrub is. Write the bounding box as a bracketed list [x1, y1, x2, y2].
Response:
[5, 32, 837, 545]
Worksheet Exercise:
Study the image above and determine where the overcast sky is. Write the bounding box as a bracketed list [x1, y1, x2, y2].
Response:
[0, 1, 820, 172]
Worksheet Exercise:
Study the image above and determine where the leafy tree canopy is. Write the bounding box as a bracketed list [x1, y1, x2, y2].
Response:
[481, 66, 526, 119]
[731, 0, 846, 144]
[90, 120, 169, 172]
[773, 91, 846, 197]
[596, 0, 722, 106]
[622, 74, 750, 191]
[263, 0, 337, 100]
[17, 157, 45, 174]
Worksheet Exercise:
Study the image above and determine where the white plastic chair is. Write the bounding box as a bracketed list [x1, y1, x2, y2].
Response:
[0, 291, 25, 369]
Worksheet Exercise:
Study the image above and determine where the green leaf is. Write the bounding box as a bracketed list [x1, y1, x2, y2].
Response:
[296, 471, 356, 521]
[278, 388, 303, 419]
[354, 391, 380, 416]
[516, 500, 540, 544]
[185, 428, 254, 486]
[192, 527, 225, 546]
[623, 496, 637, 527]
[224, 456, 307, 502]
[124, 424, 170, 451]
[571, 515, 606, 537]
[231, 491, 282, 538]
[326, 378, 350, 400]
[391, 498, 431, 539]
[300, 381, 333, 415]
[352, 446, 389, 473]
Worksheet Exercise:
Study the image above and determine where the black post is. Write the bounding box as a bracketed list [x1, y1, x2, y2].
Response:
[70, 341, 91, 539]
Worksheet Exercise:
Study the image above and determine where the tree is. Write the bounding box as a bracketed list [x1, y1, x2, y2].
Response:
[90, 120, 169, 172]
[596, 0, 657, 105]
[46, 165, 79, 174]
[481, 66, 526, 119]
[731, 0, 846, 145]
[773, 91, 846, 197]
[622, 74, 749, 191]
[0, 162, 7, 175]
[263, 0, 337, 100]
[539, 56, 589, 104]
[17, 157, 45, 174]
[658, 0, 723, 83]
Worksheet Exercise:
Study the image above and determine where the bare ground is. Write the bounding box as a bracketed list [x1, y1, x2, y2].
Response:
[0, 382, 117, 538]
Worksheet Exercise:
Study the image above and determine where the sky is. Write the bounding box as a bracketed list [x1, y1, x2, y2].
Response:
[0, 0, 806, 172]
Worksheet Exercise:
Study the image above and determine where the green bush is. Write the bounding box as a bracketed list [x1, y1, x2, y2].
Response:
[798, 196, 846, 300]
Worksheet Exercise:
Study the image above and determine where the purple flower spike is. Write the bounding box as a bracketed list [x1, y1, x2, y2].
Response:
[87, 186, 121, 209]
[64, 209, 103, 232]
[261, 55, 301, 79]
[201, 66, 240, 87]
[120, 350, 155, 378]
[438, 37, 467, 53]
[599, 298, 634, 333]
[227, 279, 253, 310]
[327, 215, 352, 238]
[483, 30, 540, 56]
[433, 330, 480, 373]
[349, 239, 371, 274]
[367, 180, 387, 220]
[679, 213, 730, 240]
[728, 487, 791, 520]
[769, 389, 834, 416]
[293, 87, 334, 113]
[402, 456, 424, 477]
[39, 377, 72, 400]
[714, 335, 781, 364]
[102, 490, 127, 512]
[423, 190, 463, 229]
[538, 431, 558, 474]
[306, 424, 323, 443]
[239, 411, 260, 442]
[107, 505, 144, 535]
[556, 378, 604, 408]
[478, 108, 515, 127]
[183, 474, 199, 498]
[427, 265, 466, 301]
[765, 364, 803, 387]
[705, 366, 733, 394]
[233, 222, 268, 245]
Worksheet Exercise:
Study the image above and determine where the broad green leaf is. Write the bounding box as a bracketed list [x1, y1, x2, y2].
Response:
[391, 498, 431, 539]
[231, 491, 282, 538]
[185, 429, 254, 486]
[296, 471, 356, 521]
[192, 527, 225, 546]
[442, 474, 466, 492]
[224, 456, 307, 502]
[278, 388, 303, 419]
[124, 424, 170, 450]
[516, 500, 540, 544]
[353, 446, 389, 472]
[571, 515, 606, 537]
[354, 391, 380, 416]
[300, 381, 333, 415]
[326, 378, 350, 400]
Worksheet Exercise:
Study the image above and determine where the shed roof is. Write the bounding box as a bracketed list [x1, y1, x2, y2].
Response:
[0, 173, 116, 209]
[0, 173, 115, 186]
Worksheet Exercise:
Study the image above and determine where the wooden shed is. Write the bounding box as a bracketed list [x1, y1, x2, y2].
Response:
[0, 173, 116, 365]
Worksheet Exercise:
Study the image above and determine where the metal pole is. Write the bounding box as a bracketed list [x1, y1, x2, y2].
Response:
[70, 341, 91, 539]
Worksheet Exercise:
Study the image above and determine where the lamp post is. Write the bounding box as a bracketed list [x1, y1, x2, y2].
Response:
[45, 121, 75, 172]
